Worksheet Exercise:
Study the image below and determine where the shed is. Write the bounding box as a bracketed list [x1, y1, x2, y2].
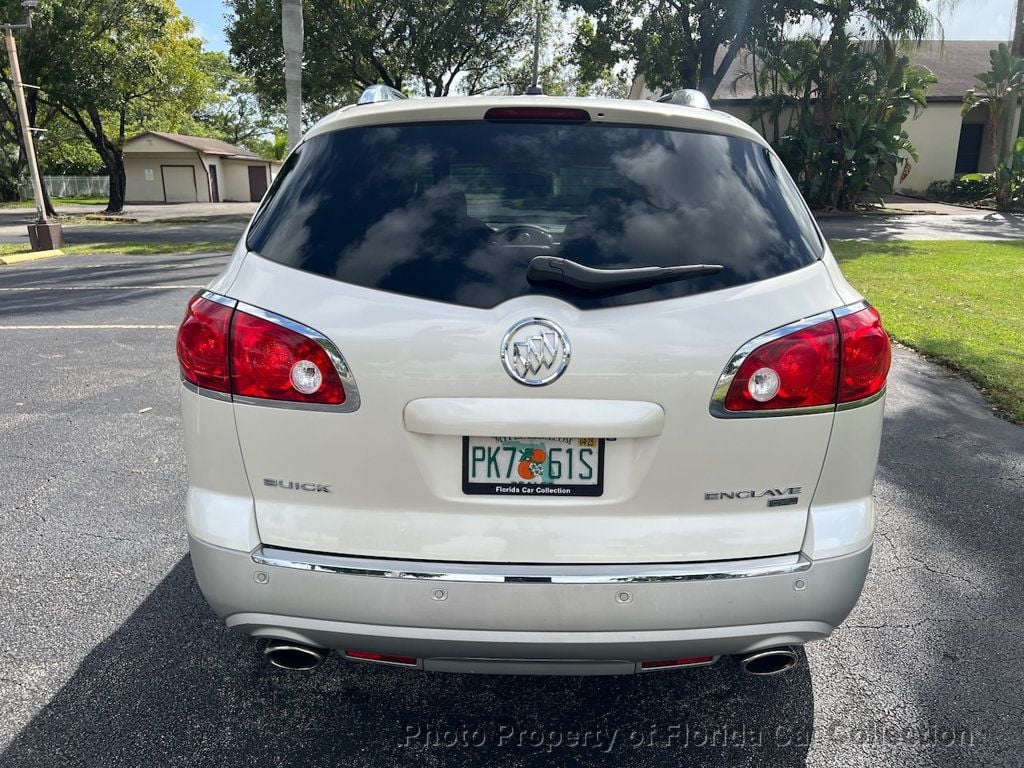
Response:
[122, 132, 280, 204]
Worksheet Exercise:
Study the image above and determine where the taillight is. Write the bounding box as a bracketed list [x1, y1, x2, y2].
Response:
[724, 319, 840, 412]
[176, 293, 348, 406]
[719, 304, 890, 414]
[837, 306, 891, 402]
[231, 310, 346, 405]
[177, 295, 232, 392]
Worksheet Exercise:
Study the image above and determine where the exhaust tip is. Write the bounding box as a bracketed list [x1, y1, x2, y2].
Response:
[739, 646, 799, 676]
[264, 640, 326, 671]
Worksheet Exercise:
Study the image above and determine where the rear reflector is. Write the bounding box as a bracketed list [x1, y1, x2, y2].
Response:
[484, 106, 590, 122]
[641, 656, 715, 670]
[345, 650, 418, 666]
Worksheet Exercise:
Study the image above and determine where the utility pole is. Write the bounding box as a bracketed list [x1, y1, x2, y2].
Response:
[282, 0, 304, 150]
[1013, 0, 1024, 56]
[3, 1, 62, 250]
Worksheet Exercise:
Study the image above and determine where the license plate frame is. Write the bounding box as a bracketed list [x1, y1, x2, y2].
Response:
[461, 437, 606, 497]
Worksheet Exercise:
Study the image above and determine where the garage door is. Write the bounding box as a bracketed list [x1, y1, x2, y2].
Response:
[162, 166, 198, 203]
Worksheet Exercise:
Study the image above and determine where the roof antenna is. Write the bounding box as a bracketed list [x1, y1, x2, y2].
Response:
[524, 5, 543, 95]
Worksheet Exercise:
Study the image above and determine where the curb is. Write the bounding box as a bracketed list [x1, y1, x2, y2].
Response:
[149, 216, 252, 225]
[0, 249, 65, 265]
[84, 214, 140, 223]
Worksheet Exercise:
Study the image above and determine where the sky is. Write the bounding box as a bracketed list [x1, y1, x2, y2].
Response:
[177, 0, 1017, 57]
[178, 0, 231, 52]
[922, 0, 1013, 40]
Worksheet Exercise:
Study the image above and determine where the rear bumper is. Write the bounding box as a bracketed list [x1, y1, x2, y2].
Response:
[189, 535, 871, 675]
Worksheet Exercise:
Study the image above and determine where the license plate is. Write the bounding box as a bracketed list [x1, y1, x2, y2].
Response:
[462, 437, 605, 497]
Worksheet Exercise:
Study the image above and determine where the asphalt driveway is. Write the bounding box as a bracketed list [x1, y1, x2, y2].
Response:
[0, 205, 254, 245]
[0, 251, 1021, 767]
[5, 201, 1024, 246]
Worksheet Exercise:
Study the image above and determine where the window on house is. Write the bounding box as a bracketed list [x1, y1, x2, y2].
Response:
[955, 123, 985, 174]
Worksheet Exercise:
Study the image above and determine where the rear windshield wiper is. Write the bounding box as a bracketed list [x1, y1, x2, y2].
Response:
[526, 256, 724, 295]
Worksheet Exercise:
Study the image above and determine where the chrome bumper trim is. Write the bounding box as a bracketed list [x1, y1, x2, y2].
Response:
[251, 547, 812, 584]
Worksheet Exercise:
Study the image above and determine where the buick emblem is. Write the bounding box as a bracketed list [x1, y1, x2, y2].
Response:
[501, 318, 571, 386]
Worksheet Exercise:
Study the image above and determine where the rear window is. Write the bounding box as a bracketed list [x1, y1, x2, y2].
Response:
[248, 120, 821, 309]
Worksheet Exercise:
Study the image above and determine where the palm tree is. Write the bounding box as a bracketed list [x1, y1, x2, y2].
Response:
[282, 0, 304, 150]
[963, 43, 1024, 169]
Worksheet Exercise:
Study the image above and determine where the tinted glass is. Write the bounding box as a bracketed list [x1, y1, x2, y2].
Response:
[248, 121, 821, 309]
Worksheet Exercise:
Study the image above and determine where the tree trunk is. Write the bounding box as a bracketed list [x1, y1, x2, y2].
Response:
[57, 105, 123, 212]
[1012, 0, 1024, 140]
[40, 181, 56, 217]
[93, 145, 126, 213]
[105, 148, 126, 214]
[282, 0, 304, 150]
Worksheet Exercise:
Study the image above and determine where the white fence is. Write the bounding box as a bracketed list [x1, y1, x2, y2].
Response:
[19, 176, 109, 201]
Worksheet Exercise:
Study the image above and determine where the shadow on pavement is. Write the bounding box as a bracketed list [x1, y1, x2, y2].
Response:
[870, 362, 1024, 767]
[839, 350, 1024, 768]
[1, 557, 814, 768]
[818, 211, 1024, 241]
[0, 255, 224, 321]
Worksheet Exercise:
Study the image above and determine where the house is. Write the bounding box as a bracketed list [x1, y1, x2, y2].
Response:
[629, 41, 1013, 194]
[122, 132, 281, 204]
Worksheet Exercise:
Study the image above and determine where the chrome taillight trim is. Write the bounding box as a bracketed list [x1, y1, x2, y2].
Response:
[832, 299, 870, 319]
[251, 547, 812, 584]
[709, 300, 882, 419]
[182, 292, 361, 413]
[233, 300, 361, 413]
[199, 290, 237, 309]
[709, 308, 837, 419]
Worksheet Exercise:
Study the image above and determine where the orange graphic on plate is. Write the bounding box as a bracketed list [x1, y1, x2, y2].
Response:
[517, 448, 546, 480]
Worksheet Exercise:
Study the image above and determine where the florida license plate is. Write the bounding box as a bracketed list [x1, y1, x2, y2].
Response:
[462, 437, 605, 497]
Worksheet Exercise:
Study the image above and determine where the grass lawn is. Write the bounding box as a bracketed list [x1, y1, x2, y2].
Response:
[832, 240, 1024, 424]
[0, 241, 234, 257]
[0, 196, 108, 208]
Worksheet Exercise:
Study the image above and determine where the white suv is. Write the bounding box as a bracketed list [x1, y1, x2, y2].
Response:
[176, 90, 890, 676]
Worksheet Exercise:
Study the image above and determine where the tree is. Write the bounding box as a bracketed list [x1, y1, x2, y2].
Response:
[282, 0, 303, 149]
[963, 43, 1024, 169]
[727, 0, 939, 208]
[563, 0, 814, 98]
[0, 0, 62, 213]
[249, 131, 289, 161]
[963, 43, 1024, 208]
[228, 0, 534, 118]
[30, 0, 213, 213]
[481, 5, 631, 97]
[35, 115, 104, 176]
[189, 51, 280, 151]
[775, 40, 934, 209]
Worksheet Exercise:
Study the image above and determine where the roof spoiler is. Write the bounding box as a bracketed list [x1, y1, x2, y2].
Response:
[656, 89, 711, 110]
[356, 85, 407, 106]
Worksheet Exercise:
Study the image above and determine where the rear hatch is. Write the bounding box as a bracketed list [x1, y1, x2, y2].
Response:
[226, 108, 842, 564]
